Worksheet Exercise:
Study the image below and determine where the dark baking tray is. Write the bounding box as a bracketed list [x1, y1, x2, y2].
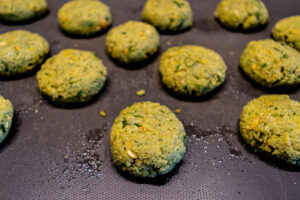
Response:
[0, 0, 299, 199]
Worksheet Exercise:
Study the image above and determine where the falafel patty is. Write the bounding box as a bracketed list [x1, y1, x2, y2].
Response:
[240, 39, 300, 88]
[58, 0, 112, 36]
[272, 15, 300, 51]
[0, 96, 13, 144]
[0, 0, 48, 22]
[214, 0, 269, 30]
[37, 49, 107, 104]
[240, 95, 300, 166]
[159, 45, 227, 96]
[111, 101, 186, 177]
[0, 30, 49, 76]
[142, 0, 193, 32]
[106, 21, 160, 64]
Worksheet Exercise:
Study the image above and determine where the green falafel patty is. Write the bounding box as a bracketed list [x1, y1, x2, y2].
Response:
[142, 0, 193, 32]
[106, 21, 160, 64]
[159, 45, 227, 96]
[240, 95, 300, 166]
[240, 39, 300, 88]
[58, 0, 112, 36]
[0, 96, 13, 144]
[0, 0, 48, 22]
[214, 0, 269, 30]
[37, 49, 107, 104]
[111, 101, 186, 178]
[272, 16, 300, 51]
[0, 30, 49, 76]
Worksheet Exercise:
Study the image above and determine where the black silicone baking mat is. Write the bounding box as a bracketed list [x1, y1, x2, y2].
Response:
[0, 0, 300, 199]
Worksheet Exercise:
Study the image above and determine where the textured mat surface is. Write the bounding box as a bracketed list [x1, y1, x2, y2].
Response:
[0, 0, 299, 199]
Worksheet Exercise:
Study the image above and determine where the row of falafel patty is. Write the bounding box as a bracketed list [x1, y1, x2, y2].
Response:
[1, 92, 300, 178]
[0, 0, 299, 53]
[1, 23, 299, 102]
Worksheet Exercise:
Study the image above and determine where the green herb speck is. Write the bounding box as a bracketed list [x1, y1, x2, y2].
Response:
[134, 114, 144, 118]
[122, 118, 129, 128]
[184, 85, 188, 91]
[260, 63, 267, 68]
[128, 45, 136, 55]
[184, 57, 199, 68]
[173, 0, 184, 8]
[183, 135, 187, 143]
[175, 64, 181, 72]
[134, 123, 141, 127]
[69, 78, 81, 85]
[76, 90, 83, 97]
[256, 12, 261, 21]
[195, 84, 202, 90]
[0, 124, 6, 134]
[177, 17, 185, 29]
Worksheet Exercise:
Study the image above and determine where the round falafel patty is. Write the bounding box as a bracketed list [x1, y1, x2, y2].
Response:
[272, 15, 300, 51]
[111, 101, 186, 178]
[0, 30, 49, 76]
[214, 0, 269, 30]
[240, 39, 300, 88]
[142, 0, 193, 32]
[0, 96, 13, 144]
[240, 95, 300, 166]
[159, 45, 227, 96]
[58, 0, 112, 36]
[106, 21, 160, 64]
[37, 49, 107, 104]
[0, 0, 48, 22]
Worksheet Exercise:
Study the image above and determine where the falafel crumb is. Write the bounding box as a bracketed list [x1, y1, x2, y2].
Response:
[100, 110, 106, 117]
[136, 89, 146, 96]
[175, 109, 181, 113]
